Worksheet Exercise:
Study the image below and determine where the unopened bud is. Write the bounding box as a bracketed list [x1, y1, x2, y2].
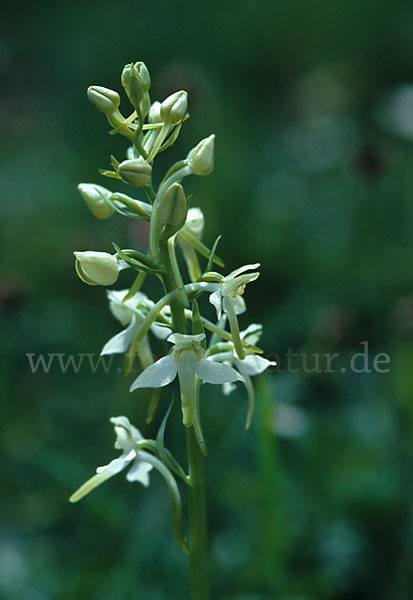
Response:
[182, 207, 204, 240]
[160, 91, 188, 124]
[74, 251, 123, 286]
[148, 101, 162, 123]
[157, 183, 188, 228]
[187, 135, 215, 175]
[78, 183, 115, 220]
[121, 61, 151, 109]
[118, 158, 152, 187]
[87, 86, 120, 114]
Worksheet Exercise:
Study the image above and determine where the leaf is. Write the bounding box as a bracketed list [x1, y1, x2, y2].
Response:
[178, 228, 224, 267]
[156, 401, 189, 483]
[98, 169, 122, 180]
[146, 388, 162, 424]
[205, 235, 222, 274]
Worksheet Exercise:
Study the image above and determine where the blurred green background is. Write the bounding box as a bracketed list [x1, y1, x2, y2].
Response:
[2, 1, 413, 598]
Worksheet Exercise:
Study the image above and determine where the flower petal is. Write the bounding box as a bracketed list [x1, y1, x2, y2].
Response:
[101, 316, 138, 355]
[69, 470, 118, 502]
[126, 459, 153, 487]
[229, 263, 260, 279]
[227, 294, 246, 316]
[177, 351, 197, 427]
[168, 332, 205, 346]
[209, 289, 223, 319]
[236, 355, 276, 376]
[223, 381, 237, 396]
[195, 358, 244, 384]
[96, 451, 135, 475]
[150, 322, 172, 340]
[130, 355, 178, 391]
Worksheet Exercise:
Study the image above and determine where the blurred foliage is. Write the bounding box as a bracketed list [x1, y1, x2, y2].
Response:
[2, 0, 413, 598]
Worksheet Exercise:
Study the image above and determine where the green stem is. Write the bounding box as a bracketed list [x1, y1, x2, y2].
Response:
[159, 238, 187, 333]
[160, 237, 208, 599]
[186, 426, 209, 600]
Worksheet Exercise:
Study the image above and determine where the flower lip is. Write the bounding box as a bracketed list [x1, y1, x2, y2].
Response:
[168, 333, 205, 346]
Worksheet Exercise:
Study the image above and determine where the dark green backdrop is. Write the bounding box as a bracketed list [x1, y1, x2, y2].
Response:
[2, 1, 413, 598]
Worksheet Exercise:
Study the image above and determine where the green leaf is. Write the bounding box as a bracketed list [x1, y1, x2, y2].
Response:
[98, 169, 122, 180]
[146, 388, 162, 424]
[110, 154, 120, 169]
[178, 228, 224, 267]
[205, 235, 222, 274]
[156, 402, 189, 483]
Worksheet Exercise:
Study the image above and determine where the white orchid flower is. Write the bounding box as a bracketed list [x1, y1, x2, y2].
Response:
[70, 416, 154, 502]
[69, 416, 188, 551]
[208, 324, 276, 428]
[130, 333, 244, 427]
[101, 290, 172, 367]
[207, 264, 260, 360]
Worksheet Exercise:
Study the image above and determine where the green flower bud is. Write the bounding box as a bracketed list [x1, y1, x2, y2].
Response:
[121, 61, 151, 109]
[135, 61, 151, 93]
[141, 91, 151, 118]
[74, 251, 123, 286]
[148, 101, 162, 123]
[78, 183, 115, 220]
[187, 134, 215, 176]
[87, 86, 120, 114]
[160, 91, 188, 124]
[182, 207, 204, 239]
[157, 183, 188, 228]
[118, 158, 152, 187]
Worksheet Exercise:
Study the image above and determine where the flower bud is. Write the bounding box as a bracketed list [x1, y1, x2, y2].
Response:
[182, 207, 204, 239]
[157, 183, 188, 228]
[148, 101, 162, 123]
[160, 91, 188, 124]
[74, 251, 123, 286]
[135, 61, 151, 93]
[118, 158, 152, 187]
[78, 183, 115, 220]
[186, 134, 215, 175]
[87, 86, 120, 114]
[121, 61, 151, 109]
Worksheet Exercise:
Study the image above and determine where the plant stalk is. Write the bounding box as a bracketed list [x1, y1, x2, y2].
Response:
[159, 237, 209, 599]
[186, 426, 209, 600]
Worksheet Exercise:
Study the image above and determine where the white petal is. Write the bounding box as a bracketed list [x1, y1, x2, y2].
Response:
[168, 332, 205, 346]
[195, 358, 244, 384]
[96, 451, 135, 476]
[150, 322, 172, 340]
[236, 354, 276, 376]
[229, 263, 260, 279]
[240, 323, 263, 345]
[130, 355, 177, 391]
[226, 295, 246, 316]
[101, 317, 138, 355]
[126, 459, 153, 487]
[223, 381, 237, 396]
[209, 289, 223, 319]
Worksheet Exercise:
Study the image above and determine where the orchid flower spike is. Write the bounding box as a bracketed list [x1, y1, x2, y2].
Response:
[208, 324, 276, 428]
[130, 333, 243, 428]
[207, 264, 260, 360]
